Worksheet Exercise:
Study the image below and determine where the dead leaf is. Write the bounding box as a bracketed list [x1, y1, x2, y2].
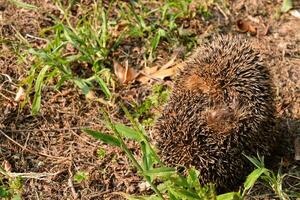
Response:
[2, 160, 12, 172]
[138, 181, 151, 192]
[237, 19, 257, 35]
[137, 62, 186, 83]
[143, 66, 159, 75]
[113, 60, 138, 84]
[160, 55, 177, 70]
[15, 87, 25, 102]
[85, 90, 96, 100]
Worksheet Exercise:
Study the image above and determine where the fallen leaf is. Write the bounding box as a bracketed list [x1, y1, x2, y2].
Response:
[85, 90, 96, 100]
[137, 62, 186, 83]
[2, 160, 12, 172]
[237, 19, 257, 35]
[113, 60, 138, 84]
[160, 55, 177, 70]
[15, 87, 25, 102]
[138, 181, 151, 192]
[143, 66, 159, 75]
[148, 63, 182, 79]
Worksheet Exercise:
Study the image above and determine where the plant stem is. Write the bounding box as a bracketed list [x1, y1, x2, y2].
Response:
[101, 109, 164, 199]
[120, 103, 164, 166]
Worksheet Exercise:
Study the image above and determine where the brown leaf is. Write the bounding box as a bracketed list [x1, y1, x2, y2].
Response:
[15, 87, 25, 102]
[85, 90, 96, 100]
[2, 160, 12, 172]
[137, 62, 186, 83]
[160, 55, 177, 70]
[143, 66, 159, 75]
[237, 19, 257, 35]
[113, 60, 138, 84]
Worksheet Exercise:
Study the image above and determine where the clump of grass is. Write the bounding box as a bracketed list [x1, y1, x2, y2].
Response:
[0, 166, 23, 199]
[73, 171, 89, 184]
[22, 1, 114, 114]
[132, 84, 170, 126]
[19, 0, 207, 114]
[84, 105, 299, 200]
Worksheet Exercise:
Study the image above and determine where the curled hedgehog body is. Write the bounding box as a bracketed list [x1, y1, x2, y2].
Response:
[153, 35, 277, 191]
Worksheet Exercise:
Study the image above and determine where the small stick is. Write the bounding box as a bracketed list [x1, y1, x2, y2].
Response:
[294, 136, 300, 161]
[68, 163, 79, 199]
[214, 3, 229, 21]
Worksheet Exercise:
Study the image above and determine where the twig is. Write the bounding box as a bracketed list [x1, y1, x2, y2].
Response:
[5, 172, 58, 180]
[68, 163, 79, 199]
[0, 73, 13, 82]
[25, 34, 49, 42]
[0, 92, 12, 101]
[214, 3, 229, 21]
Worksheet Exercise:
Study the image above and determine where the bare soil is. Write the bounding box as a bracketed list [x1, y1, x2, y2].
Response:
[0, 0, 299, 199]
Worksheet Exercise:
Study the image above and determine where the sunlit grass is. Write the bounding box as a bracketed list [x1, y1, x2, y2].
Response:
[16, 0, 202, 114]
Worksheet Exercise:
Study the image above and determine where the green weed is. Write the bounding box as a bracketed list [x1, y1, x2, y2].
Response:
[0, 166, 23, 199]
[19, 0, 203, 114]
[97, 147, 106, 159]
[74, 171, 89, 184]
[8, 0, 37, 10]
[84, 106, 219, 199]
[22, 1, 115, 114]
[133, 84, 170, 126]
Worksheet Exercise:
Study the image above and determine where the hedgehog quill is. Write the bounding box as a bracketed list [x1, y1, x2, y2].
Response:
[153, 35, 277, 192]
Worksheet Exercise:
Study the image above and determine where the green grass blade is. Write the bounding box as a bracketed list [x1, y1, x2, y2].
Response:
[141, 141, 149, 171]
[100, 9, 108, 48]
[73, 79, 90, 95]
[281, 0, 293, 13]
[143, 167, 176, 177]
[217, 192, 241, 200]
[94, 75, 111, 99]
[100, 109, 164, 199]
[83, 129, 121, 147]
[243, 154, 265, 168]
[187, 168, 201, 190]
[149, 28, 166, 60]
[115, 123, 142, 141]
[32, 65, 50, 115]
[120, 104, 163, 165]
[168, 187, 201, 200]
[243, 168, 269, 196]
[9, 0, 38, 10]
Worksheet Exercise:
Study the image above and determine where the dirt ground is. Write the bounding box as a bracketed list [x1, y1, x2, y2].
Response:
[0, 0, 300, 199]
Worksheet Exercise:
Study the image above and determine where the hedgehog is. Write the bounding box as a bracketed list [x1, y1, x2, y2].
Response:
[152, 35, 277, 192]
